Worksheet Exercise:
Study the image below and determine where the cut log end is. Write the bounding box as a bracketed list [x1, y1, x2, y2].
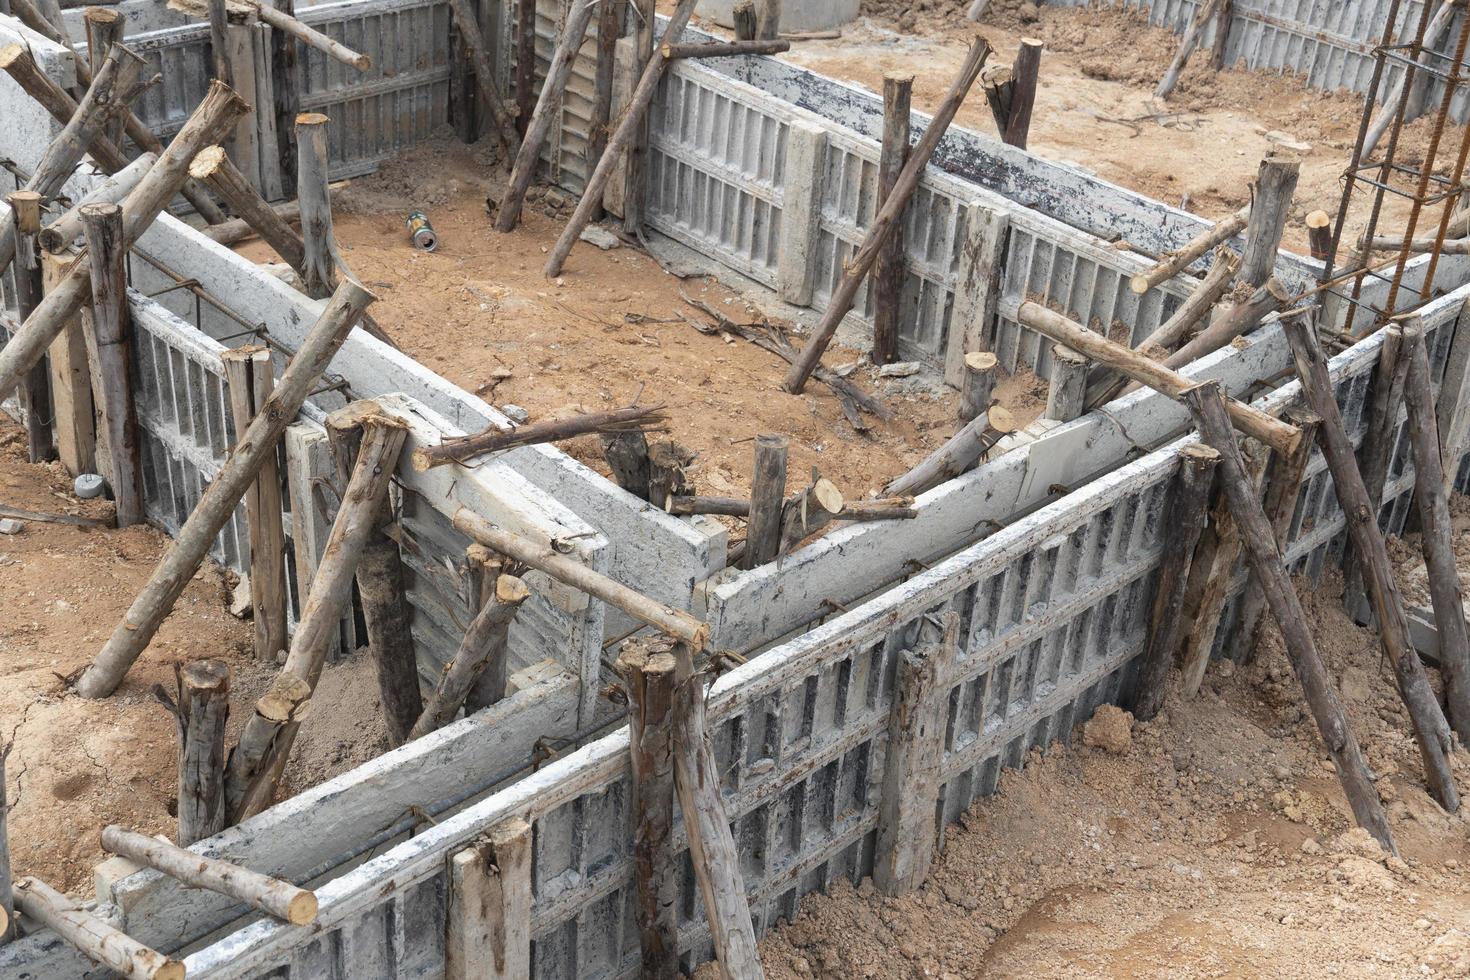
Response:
[987, 404, 1017, 434]
[287, 890, 319, 925]
[84, 6, 123, 25]
[496, 573, 531, 604]
[812, 478, 844, 514]
[964, 350, 997, 372]
[1129, 274, 1151, 295]
[189, 144, 229, 180]
[295, 111, 330, 128]
[181, 658, 231, 692]
[0, 44, 25, 70]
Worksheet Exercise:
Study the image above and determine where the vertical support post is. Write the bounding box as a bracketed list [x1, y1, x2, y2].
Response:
[775, 120, 827, 307]
[79, 202, 143, 528]
[587, 0, 626, 223]
[616, 639, 681, 980]
[601, 34, 638, 218]
[1003, 38, 1042, 149]
[756, 0, 780, 40]
[40, 250, 96, 478]
[875, 611, 957, 895]
[7, 191, 54, 464]
[742, 433, 788, 570]
[225, 21, 261, 190]
[871, 73, 912, 366]
[207, 0, 233, 85]
[733, 0, 757, 40]
[270, 0, 300, 197]
[1132, 444, 1219, 721]
[174, 659, 231, 846]
[1347, 324, 1407, 614]
[446, 818, 533, 980]
[295, 112, 335, 299]
[224, 346, 289, 663]
[622, 0, 656, 237]
[1238, 153, 1299, 287]
[945, 202, 1008, 386]
[1043, 344, 1087, 422]
[285, 422, 344, 661]
[514, 0, 537, 139]
[83, 7, 125, 151]
[1306, 209, 1332, 261]
[958, 350, 996, 423]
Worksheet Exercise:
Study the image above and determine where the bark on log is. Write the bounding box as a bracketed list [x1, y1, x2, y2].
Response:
[496, 0, 605, 232]
[1155, 0, 1219, 99]
[670, 495, 753, 517]
[743, 433, 788, 569]
[1176, 447, 1250, 698]
[602, 429, 652, 499]
[959, 350, 997, 422]
[885, 404, 1017, 498]
[1239, 154, 1299, 287]
[357, 511, 420, 747]
[295, 113, 335, 299]
[75, 276, 373, 699]
[622, 0, 655, 235]
[587, 0, 626, 222]
[756, 0, 780, 39]
[1016, 300, 1300, 455]
[1160, 276, 1290, 369]
[1401, 328, 1470, 743]
[1182, 380, 1396, 853]
[1003, 38, 1042, 149]
[0, 80, 251, 406]
[981, 64, 1013, 134]
[207, 0, 231, 84]
[1345, 325, 1408, 610]
[733, 0, 757, 40]
[647, 439, 696, 512]
[101, 825, 317, 924]
[223, 346, 289, 663]
[446, 0, 519, 156]
[1307, 209, 1333, 262]
[13, 877, 184, 979]
[542, 0, 704, 270]
[453, 507, 711, 646]
[1281, 314, 1459, 812]
[778, 476, 845, 553]
[39, 153, 155, 253]
[172, 659, 231, 845]
[513, 0, 536, 138]
[270, 0, 300, 196]
[80, 202, 143, 527]
[8, 192, 55, 465]
[783, 36, 990, 393]
[1132, 443, 1218, 721]
[671, 673, 765, 978]
[1130, 206, 1248, 295]
[616, 639, 681, 980]
[837, 497, 918, 520]
[190, 145, 305, 269]
[410, 573, 530, 738]
[247, 0, 370, 70]
[41, 249, 96, 478]
[1044, 344, 1087, 422]
[872, 73, 912, 367]
[83, 7, 127, 150]
[1210, 0, 1233, 68]
[414, 404, 668, 469]
[660, 39, 790, 59]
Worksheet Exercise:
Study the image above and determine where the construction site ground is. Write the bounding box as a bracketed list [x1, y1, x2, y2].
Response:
[2, 3, 1468, 973]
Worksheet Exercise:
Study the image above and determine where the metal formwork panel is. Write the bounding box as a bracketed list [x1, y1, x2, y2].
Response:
[124, 25, 214, 139]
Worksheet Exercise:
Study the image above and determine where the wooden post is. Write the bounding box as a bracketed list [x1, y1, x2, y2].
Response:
[82, 7, 126, 150]
[445, 818, 532, 980]
[79, 203, 143, 527]
[1129, 207, 1248, 295]
[101, 825, 316, 923]
[871, 73, 912, 367]
[1014, 300, 1301, 455]
[223, 346, 289, 662]
[671, 672, 764, 978]
[226, 407, 408, 818]
[295, 112, 335, 299]
[357, 519, 420, 747]
[13, 876, 184, 980]
[513, 0, 536, 139]
[1132, 444, 1219, 721]
[885, 404, 1016, 498]
[190, 145, 306, 269]
[783, 36, 990, 392]
[172, 659, 231, 846]
[41, 251, 97, 478]
[269, 0, 300, 197]
[1155, 0, 1219, 99]
[1182, 380, 1395, 852]
[733, 0, 757, 40]
[1401, 329, 1470, 742]
[496, 0, 604, 232]
[615, 639, 681, 980]
[874, 612, 957, 895]
[622, 0, 656, 236]
[7, 191, 54, 464]
[541, 0, 704, 269]
[75, 278, 374, 699]
[602, 430, 652, 499]
[958, 350, 997, 422]
[1281, 314, 1460, 812]
[777, 475, 844, 553]
[756, 0, 780, 40]
[1044, 344, 1087, 422]
[1210, 0, 1233, 68]
[0, 80, 251, 405]
[742, 434, 788, 570]
[980, 64, 1013, 135]
[1003, 38, 1042, 149]
[446, 0, 519, 156]
[647, 439, 695, 512]
[1238, 154, 1299, 287]
[587, 0, 627, 223]
[207, 0, 232, 85]
[1307, 210, 1333, 262]
[40, 153, 155, 254]
[410, 571, 530, 738]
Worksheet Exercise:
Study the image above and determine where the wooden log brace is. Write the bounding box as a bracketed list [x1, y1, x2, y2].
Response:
[83, 7, 127, 150]
[445, 0, 519, 156]
[39, 154, 156, 254]
[1129, 207, 1248, 296]
[756, 0, 780, 40]
[1155, 0, 1220, 99]
[959, 350, 997, 423]
[733, 0, 757, 40]
[1182, 380, 1396, 852]
[885, 404, 1017, 498]
[587, 0, 627, 223]
[13, 877, 183, 979]
[660, 38, 791, 59]
[602, 429, 652, 499]
[190, 145, 306, 269]
[1238, 154, 1299, 287]
[1345, 324, 1408, 611]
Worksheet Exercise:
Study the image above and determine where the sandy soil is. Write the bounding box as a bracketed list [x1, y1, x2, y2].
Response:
[0, 416, 387, 894]
[726, 571, 1470, 979]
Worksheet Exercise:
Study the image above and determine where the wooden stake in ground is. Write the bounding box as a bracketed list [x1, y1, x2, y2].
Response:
[223, 346, 289, 662]
[885, 404, 1016, 497]
[296, 112, 336, 298]
[1281, 314, 1460, 812]
[496, 0, 603, 232]
[783, 36, 991, 393]
[602, 429, 652, 499]
[672, 673, 765, 978]
[1132, 444, 1219, 721]
[539, 0, 703, 272]
[75, 278, 374, 699]
[446, 819, 532, 980]
[41, 250, 96, 479]
[1129, 206, 1248, 295]
[1401, 327, 1470, 743]
[270, 0, 300, 196]
[1155, 0, 1220, 99]
[446, 0, 519, 156]
[227, 408, 408, 819]
[413, 404, 669, 470]
[1003, 38, 1042, 149]
[756, 0, 780, 39]
[14, 876, 184, 980]
[588, 0, 627, 223]
[8, 191, 55, 465]
[102, 824, 316, 923]
[622, 0, 657, 235]
[648, 440, 696, 512]
[733, 0, 757, 40]
[1044, 344, 1088, 422]
[742, 434, 788, 569]
[1182, 380, 1396, 853]
[0, 80, 250, 406]
[616, 639, 681, 980]
[1238, 154, 1299, 286]
[1345, 325, 1408, 610]
[169, 659, 231, 845]
[207, 0, 231, 84]
[959, 350, 997, 422]
[871, 72, 912, 366]
[1306, 210, 1333, 262]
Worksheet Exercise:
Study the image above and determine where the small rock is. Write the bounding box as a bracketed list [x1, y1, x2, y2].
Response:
[878, 361, 922, 378]
[230, 574, 253, 618]
[578, 225, 621, 250]
[502, 404, 531, 424]
[1018, 1, 1040, 22]
[1264, 130, 1313, 153]
[0, 519, 22, 535]
[1300, 838, 1323, 856]
[1082, 704, 1134, 754]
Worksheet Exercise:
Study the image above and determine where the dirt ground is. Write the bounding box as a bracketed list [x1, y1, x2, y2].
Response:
[0, 416, 387, 894]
